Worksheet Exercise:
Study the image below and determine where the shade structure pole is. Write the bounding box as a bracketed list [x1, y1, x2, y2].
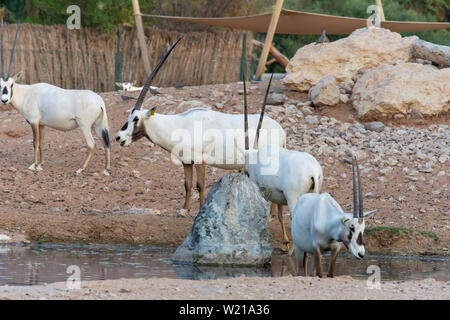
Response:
[375, 0, 386, 21]
[132, 0, 151, 75]
[255, 0, 284, 80]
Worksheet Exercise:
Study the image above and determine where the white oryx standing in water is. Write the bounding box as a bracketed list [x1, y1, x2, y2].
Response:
[0, 23, 111, 175]
[241, 75, 323, 252]
[115, 39, 286, 217]
[290, 156, 377, 277]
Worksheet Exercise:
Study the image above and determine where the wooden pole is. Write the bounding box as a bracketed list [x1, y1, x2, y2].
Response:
[255, 0, 284, 80]
[375, 0, 386, 21]
[131, 0, 151, 75]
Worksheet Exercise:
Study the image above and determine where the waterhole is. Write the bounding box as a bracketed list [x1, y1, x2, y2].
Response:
[0, 244, 448, 286]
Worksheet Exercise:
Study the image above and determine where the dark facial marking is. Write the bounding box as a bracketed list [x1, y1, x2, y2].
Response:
[120, 121, 128, 131]
[357, 232, 363, 245]
[348, 228, 354, 242]
[131, 118, 150, 142]
[2, 86, 8, 95]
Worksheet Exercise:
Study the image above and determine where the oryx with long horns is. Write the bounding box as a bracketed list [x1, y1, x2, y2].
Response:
[0, 22, 111, 175]
[241, 75, 323, 252]
[115, 39, 286, 216]
[290, 156, 377, 277]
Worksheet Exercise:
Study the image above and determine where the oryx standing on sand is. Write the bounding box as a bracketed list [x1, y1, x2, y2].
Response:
[115, 39, 286, 216]
[0, 23, 111, 175]
[290, 156, 376, 277]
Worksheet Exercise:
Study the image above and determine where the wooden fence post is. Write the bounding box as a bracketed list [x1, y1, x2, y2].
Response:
[375, 0, 386, 21]
[255, 0, 284, 80]
[131, 0, 151, 76]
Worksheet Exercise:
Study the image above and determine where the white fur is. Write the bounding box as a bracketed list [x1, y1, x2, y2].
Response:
[115, 107, 286, 170]
[244, 144, 323, 211]
[1, 77, 110, 173]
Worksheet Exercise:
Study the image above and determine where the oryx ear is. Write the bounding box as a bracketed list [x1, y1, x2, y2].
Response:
[115, 82, 122, 88]
[341, 217, 351, 227]
[363, 209, 377, 218]
[12, 70, 24, 81]
[146, 106, 157, 118]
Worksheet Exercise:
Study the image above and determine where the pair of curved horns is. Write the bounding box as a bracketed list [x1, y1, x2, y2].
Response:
[133, 37, 182, 111]
[243, 73, 274, 151]
[352, 156, 364, 218]
[1, 21, 20, 80]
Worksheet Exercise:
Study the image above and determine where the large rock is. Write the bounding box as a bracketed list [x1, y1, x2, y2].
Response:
[172, 173, 272, 266]
[284, 28, 417, 92]
[308, 76, 341, 107]
[412, 39, 450, 67]
[352, 63, 450, 119]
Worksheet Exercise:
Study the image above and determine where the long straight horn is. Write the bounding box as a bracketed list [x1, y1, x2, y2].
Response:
[7, 24, 20, 79]
[355, 157, 364, 218]
[352, 156, 358, 218]
[1, 20, 4, 79]
[133, 37, 182, 111]
[253, 73, 274, 149]
[243, 74, 249, 151]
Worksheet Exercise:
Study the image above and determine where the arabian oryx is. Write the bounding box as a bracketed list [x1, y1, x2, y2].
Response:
[0, 23, 110, 175]
[241, 75, 323, 252]
[290, 156, 377, 277]
[115, 40, 286, 217]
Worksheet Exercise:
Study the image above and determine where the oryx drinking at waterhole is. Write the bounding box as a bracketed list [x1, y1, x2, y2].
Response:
[0, 23, 110, 175]
[115, 40, 286, 217]
[290, 156, 377, 277]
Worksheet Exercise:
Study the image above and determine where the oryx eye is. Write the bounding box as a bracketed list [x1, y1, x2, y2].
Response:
[133, 116, 139, 122]
[349, 226, 355, 232]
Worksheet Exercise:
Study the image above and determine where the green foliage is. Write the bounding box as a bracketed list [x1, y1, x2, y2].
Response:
[0, 0, 158, 31]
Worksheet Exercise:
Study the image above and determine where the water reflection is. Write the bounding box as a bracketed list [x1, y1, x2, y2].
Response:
[0, 244, 448, 286]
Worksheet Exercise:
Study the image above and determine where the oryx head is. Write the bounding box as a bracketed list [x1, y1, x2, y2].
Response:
[0, 22, 20, 105]
[340, 156, 376, 259]
[115, 37, 181, 147]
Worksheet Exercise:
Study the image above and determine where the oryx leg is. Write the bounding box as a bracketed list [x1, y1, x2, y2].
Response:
[76, 123, 95, 175]
[37, 124, 45, 170]
[313, 247, 324, 278]
[195, 163, 206, 208]
[327, 246, 341, 278]
[303, 252, 310, 277]
[28, 123, 41, 171]
[269, 202, 277, 222]
[178, 163, 193, 217]
[294, 245, 304, 276]
[277, 204, 290, 252]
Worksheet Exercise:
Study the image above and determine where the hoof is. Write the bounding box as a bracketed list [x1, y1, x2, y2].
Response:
[36, 164, 43, 171]
[281, 242, 290, 253]
[75, 168, 83, 175]
[28, 163, 37, 171]
[176, 209, 188, 218]
[102, 169, 110, 176]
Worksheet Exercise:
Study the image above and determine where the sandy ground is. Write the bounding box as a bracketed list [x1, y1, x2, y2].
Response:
[0, 79, 448, 300]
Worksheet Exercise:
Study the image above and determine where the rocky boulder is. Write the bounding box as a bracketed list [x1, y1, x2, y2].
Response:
[352, 63, 450, 119]
[308, 76, 341, 107]
[284, 27, 417, 92]
[172, 173, 272, 266]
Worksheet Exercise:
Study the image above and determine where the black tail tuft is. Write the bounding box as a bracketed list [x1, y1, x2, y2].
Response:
[102, 129, 110, 148]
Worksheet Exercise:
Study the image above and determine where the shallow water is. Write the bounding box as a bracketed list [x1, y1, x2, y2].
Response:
[0, 244, 448, 286]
